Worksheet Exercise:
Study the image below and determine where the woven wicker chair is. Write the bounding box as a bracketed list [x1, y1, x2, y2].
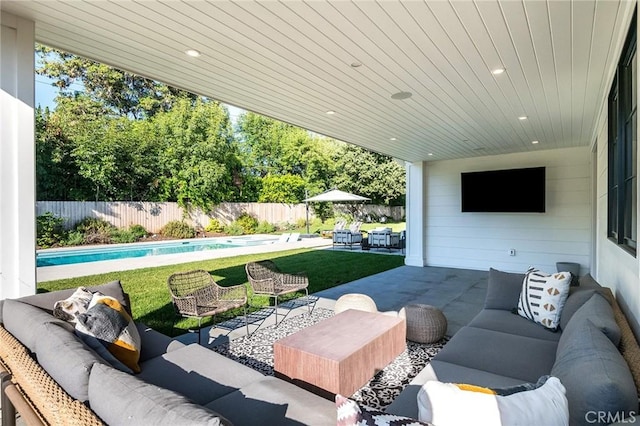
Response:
[167, 270, 248, 343]
[245, 260, 310, 324]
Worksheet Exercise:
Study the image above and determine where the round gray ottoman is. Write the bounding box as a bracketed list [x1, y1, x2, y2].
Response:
[400, 304, 447, 343]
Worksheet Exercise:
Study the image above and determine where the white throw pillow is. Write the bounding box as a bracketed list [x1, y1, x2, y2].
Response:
[417, 377, 568, 426]
[517, 267, 571, 330]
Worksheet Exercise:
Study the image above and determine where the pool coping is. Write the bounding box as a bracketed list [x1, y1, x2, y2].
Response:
[37, 237, 333, 282]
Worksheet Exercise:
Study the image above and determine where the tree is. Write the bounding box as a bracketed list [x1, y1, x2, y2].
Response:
[236, 113, 338, 197]
[36, 106, 93, 200]
[332, 145, 405, 205]
[36, 44, 196, 119]
[258, 174, 306, 203]
[150, 98, 242, 210]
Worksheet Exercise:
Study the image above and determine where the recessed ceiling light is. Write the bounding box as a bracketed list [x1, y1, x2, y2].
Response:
[350, 61, 362, 68]
[428, 153, 433, 156]
[492, 68, 505, 75]
[532, 140, 539, 144]
[391, 91, 412, 100]
[390, 137, 397, 141]
[185, 49, 201, 57]
[518, 116, 528, 120]
[326, 110, 336, 115]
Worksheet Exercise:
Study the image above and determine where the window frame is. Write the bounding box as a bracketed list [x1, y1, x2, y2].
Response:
[608, 10, 638, 256]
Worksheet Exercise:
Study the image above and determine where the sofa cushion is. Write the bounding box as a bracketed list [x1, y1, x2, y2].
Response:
[385, 360, 526, 420]
[336, 394, 431, 426]
[551, 320, 637, 426]
[484, 268, 525, 310]
[35, 321, 106, 402]
[138, 343, 264, 405]
[559, 287, 599, 331]
[468, 309, 561, 342]
[136, 323, 185, 363]
[17, 280, 131, 317]
[75, 293, 141, 373]
[562, 292, 620, 346]
[2, 299, 69, 352]
[89, 363, 230, 425]
[205, 376, 337, 426]
[416, 376, 568, 426]
[434, 327, 558, 383]
[517, 268, 571, 330]
[578, 273, 603, 289]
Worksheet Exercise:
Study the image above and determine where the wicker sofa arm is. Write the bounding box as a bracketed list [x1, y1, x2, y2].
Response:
[0, 325, 104, 426]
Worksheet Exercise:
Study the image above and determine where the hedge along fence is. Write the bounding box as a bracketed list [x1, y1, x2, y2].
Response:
[36, 201, 405, 233]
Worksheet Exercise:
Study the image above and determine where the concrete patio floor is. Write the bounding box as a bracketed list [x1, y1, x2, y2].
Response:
[189, 265, 489, 346]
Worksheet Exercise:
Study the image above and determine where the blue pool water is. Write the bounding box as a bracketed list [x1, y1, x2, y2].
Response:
[37, 236, 278, 267]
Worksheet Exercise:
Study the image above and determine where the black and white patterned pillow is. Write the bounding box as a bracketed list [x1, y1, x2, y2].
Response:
[517, 267, 571, 330]
[336, 394, 432, 426]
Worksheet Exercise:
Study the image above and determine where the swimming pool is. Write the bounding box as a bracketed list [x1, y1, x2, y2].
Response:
[36, 235, 279, 267]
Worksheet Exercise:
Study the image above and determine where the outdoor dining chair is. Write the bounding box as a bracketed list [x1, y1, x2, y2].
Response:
[245, 260, 310, 324]
[167, 269, 248, 344]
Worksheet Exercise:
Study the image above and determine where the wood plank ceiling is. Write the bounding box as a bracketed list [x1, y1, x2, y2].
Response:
[2, 0, 635, 162]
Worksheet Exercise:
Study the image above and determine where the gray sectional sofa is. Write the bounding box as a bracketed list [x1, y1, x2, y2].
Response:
[387, 270, 640, 426]
[0, 281, 337, 425]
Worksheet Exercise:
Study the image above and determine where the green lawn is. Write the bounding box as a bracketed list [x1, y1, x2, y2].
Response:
[38, 249, 404, 336]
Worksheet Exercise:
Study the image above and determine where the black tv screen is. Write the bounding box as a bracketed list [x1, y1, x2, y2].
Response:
[461, 167, 546, 213]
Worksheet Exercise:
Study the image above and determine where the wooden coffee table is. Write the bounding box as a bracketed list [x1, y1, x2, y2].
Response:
[273, 309, 406, 398]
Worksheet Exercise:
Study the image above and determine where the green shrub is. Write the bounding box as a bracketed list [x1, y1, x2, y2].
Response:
[235, 213, 258, 234]
[205, 218, 224, 233]
[74, 217, 115, 245]
[223, 222, 245, 236]
[111, 229, 138, 244]
[129, 224, 148, 240]
[161, 220, 195, 239]
[255, 220, 276, 234]
[36, 212, 66, 248]
[64, 230, 85, 246]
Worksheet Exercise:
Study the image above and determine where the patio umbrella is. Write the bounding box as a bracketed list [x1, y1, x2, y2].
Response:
[303, 188, 370, 203]
[303, 189, 370, 235]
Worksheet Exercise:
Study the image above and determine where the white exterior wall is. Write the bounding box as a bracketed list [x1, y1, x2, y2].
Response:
[593, 52, 640, 336]
[405, 161, 427, 267]
[0, 12, 36, 298]
[424, 147, 592, 275]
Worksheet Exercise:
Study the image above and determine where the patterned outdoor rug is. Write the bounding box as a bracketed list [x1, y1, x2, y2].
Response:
[211, 307, 447, 410]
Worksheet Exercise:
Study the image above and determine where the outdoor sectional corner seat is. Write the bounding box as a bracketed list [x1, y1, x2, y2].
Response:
[0, 281, 336, 425]
[386, 270, 640, 426]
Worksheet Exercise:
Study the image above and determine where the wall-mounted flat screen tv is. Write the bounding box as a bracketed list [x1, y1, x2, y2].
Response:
[461, 167, 546, 213]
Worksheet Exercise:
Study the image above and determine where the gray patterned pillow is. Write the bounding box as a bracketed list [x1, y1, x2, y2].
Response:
[336, 394, 432, 426]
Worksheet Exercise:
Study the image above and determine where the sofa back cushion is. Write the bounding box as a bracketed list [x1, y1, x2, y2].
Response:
[562, 292, 620, 346]
[551, 320, 637, 426]
[2, 299, 70, 352]
[17, 280, 131, 317]
[36, 321, 106, 402]
[484, 268, 525, 310]
[89, 363, 231, 425]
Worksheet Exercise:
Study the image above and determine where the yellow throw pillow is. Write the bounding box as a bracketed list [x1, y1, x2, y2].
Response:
[75, 293, 141, 373]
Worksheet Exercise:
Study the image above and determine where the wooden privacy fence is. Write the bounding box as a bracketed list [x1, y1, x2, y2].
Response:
[36, 201, 405, 233]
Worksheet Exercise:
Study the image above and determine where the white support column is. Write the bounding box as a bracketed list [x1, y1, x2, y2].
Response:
[404, 161, 427, 267]
[1, 12, 36, 298]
